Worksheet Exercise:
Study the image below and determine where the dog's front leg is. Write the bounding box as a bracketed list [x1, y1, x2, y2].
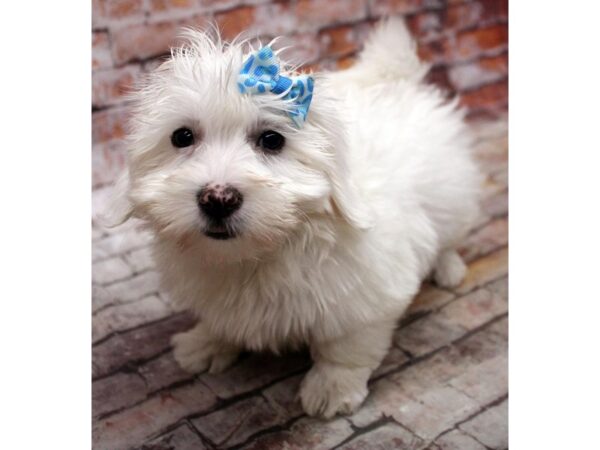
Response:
[299, 320, 396, 418]
[171, 322, 240, 374]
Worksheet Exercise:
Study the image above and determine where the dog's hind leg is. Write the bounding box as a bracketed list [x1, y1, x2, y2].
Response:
[433, 249, 467, 288]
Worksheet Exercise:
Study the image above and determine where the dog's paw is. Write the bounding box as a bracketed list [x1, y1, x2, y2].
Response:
[171, 327, 239, 374]
[434, 250, 467, 288]
[299, 362, 370, 419]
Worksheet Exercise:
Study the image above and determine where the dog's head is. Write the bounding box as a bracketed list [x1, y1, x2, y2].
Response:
[108, 29, 371, 262]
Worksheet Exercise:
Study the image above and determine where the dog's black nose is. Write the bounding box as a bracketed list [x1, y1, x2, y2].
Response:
[197, 184, 243, 220]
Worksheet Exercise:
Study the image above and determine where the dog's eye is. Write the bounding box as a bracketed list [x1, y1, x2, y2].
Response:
[256, 130, 285, 154]
[171, 127, 195, 148]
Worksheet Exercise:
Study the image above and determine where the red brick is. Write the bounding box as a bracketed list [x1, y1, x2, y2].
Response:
[435, 429, 487, 450]
[105, 0, 145, 20]
[93, 270, 160, 311]
[452, 322, 507, 363]
[123, 245, 155, 273]
[370, 0, 436, 16]
[111, 20, 183, 65]
[394, 289, 508, 356]
[473, 128, 508, 177]
[396, 325, 506, 392]
[93, 255, 134, 285]
[392, 385, 480, 441]
[280, 33, 321, 66]
[180, 13, 216, 33]
[216, 3, 297, 40]
[417, 38, 446, 65]
[319, 25, 358, 58]
[438, 287, 507, 331]
[93, 380, 217, 449]
[92, 185, 117, 220]
[372, 346, 411, 378]
[191, 396, 285, 447]
[394, 311, 466, 356]
[138, 352, 193, 393]
[146, 424, 208, 449]
[92, 123, 126, 176]
[215, 6, 256, 41]
[449, 352, 507, 404]
[92, 107, 130, 144]
[93, 64, 142, 108]
[479, 52, 508, 74]
[445, 1, 485, 30]
[354, 18, 377, 42]
[459, 79, 508, 111]
[93, 372, 147, 417]
[449, 53, 507, 91]
[350, 377, 479, 439]
[92, 221, 108, 241]
[199, 351, 310, 399]
[426, 65, 454, 93]
[470, 116, 508, 142]
[147, 0, 202, 23]
[338, 423, 423, 450]
[240, 416, 353, 450]
[481, 187, 508, 219]
[407, 10, 443, 40]
[459, 398, 508, 449]
[92, 294, 171, 343]
[295, 0, 367, 31]
[92, 31, 113, 70]
[92, 226, 153, 264]
[407, 283, 455, 315]
[465, 108, 504, 121]
[446, 24, 508, 62]
[455, 247, 508, 295]
[459, 217, 508, 262]
[479, 0, 508, 23]
[149, 0, 196, 13]
[92, 0, 107, 28]
[486, 277, 508, 303]
[201, 0, 244, 12]
[262, 375, 305, 418]
[479, 176, 505, 208]
[92, 313, 195, 379]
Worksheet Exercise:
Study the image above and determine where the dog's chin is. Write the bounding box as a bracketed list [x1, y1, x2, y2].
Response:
[153, 212, 298, 262]
[197, 223, 294, 263]
[204, 230, 235, 240]
[203, 224, 237, 241]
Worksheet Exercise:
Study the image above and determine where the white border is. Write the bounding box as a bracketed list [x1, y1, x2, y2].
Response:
[0, 1, 90, 447]
[511, 1, 600, 449]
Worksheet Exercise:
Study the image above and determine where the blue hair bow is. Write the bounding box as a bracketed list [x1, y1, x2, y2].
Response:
[238, 46, 314, 128]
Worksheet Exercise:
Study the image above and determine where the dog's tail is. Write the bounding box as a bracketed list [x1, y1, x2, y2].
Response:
[354, 17, 429, 83]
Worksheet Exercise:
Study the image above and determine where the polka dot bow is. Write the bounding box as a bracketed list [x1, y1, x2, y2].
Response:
[238, 46, 314, 128]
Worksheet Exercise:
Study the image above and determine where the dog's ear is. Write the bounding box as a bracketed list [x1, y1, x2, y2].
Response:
[327, 154, 374, 230]
[98, 170, 134, 228]
[302, 76, 374, 230]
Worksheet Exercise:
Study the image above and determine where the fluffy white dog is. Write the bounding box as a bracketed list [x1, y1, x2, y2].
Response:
[107, 18, 481, 418]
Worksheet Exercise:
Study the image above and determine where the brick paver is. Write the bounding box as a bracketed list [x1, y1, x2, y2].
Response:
[92, 118, 508, 449]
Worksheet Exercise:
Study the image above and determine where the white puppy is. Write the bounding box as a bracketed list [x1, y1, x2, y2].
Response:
[107, 18, 481, 418]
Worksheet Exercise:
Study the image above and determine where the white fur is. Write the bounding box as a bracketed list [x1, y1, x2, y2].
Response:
[107, 18, 481, 418]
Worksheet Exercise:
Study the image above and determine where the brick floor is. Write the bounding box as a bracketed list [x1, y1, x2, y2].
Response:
[92, 118, 508, 450]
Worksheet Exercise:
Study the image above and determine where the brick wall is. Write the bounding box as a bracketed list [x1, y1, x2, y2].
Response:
[92, 0, 508, 189]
